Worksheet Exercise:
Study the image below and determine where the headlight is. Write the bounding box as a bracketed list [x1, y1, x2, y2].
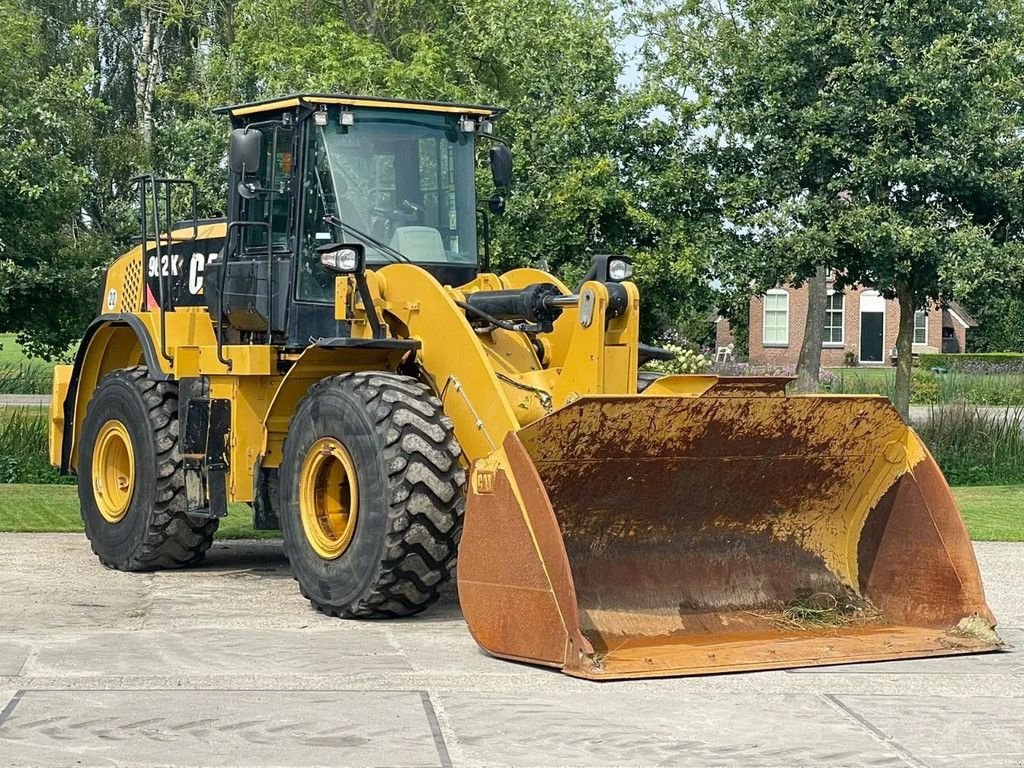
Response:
[318, 243, 364, 274]
[608, 258, 633, 281]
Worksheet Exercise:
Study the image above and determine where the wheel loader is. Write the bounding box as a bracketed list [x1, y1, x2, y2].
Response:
[49, 93, 1001, 679]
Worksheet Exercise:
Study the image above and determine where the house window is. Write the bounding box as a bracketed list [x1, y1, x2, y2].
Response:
[824, 291, 844, 345]
[914, 311, 928, 345]
[763, 290, 789, 345]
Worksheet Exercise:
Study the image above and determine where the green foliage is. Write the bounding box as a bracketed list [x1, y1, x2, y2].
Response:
[0, 0, 717, 353]
[0, 409, 65, 483]
[963, 296, 1024, 353]
[0, 0, 112, 360]
[638, 0, 1024, 415]
[916, 405, 1024, 486]
[910, 370, 941, 404]
[830, 366, 1024, 406]
[918, 353, 1024, 369]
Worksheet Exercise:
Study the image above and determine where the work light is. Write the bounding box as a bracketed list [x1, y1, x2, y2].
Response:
[317, 243, 365, 274]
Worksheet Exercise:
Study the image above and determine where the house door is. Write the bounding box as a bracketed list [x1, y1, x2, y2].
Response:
[860, 291, 885, 363]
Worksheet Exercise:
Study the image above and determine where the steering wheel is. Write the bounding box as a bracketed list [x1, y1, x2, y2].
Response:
[369, 200, 422, 241]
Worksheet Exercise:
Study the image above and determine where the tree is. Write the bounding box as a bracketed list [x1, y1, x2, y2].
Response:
[641, 0, 1024, 415]
[0, 0, 109, 359]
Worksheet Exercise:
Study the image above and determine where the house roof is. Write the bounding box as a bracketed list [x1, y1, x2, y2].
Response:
[944, 301, 978, 328]
[214, 93, 504, 119]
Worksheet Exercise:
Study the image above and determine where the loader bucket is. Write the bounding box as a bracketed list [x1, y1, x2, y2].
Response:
[457, 392, 1001, 679]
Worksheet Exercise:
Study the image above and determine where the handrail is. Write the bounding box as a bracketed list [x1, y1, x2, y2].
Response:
[129, 174, 201, 368]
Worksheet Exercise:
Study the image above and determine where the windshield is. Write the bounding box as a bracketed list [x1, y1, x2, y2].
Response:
[299, 109, 479, 302]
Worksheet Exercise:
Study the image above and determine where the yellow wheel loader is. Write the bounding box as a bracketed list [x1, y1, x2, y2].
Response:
[50, 93, 1002, 679]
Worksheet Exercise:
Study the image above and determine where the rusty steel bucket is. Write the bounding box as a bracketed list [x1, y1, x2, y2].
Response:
[457, 391, 1002, 679]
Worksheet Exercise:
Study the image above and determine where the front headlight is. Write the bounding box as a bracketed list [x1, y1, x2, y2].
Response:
[317, 243, 365, 274]
[608, 258, 633, 281]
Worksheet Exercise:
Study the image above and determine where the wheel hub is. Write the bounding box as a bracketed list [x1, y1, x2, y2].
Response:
[93, 419, 135, 523]
[299, 437, 359, 559]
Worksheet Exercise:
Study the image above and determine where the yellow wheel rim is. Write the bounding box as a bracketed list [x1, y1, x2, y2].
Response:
[93, 419, 135, 523]
[299, 437, 359, 559]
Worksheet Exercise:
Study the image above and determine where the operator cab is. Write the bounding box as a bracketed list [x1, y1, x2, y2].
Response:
[206, 94, 507, 350]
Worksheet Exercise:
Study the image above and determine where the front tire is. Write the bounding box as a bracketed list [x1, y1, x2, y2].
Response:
[78, 367, 218, 570]
[280, 372, 465, 618]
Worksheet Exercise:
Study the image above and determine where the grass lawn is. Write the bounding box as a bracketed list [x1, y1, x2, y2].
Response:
[953, 485, 1024, 542]
[0, 483, 1020, 541]
[0, 334, 60, 394]
[0, 484, 280, 539]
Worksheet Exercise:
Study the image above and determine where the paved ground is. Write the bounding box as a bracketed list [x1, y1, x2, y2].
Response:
[0, 533, 1021, 768]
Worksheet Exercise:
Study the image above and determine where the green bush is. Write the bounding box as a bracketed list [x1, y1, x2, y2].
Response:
[0, 409, 66, 484]
[918, 352, 1024, 370]
[916, 405, 1024, 485]
[910, 370, 940, 404]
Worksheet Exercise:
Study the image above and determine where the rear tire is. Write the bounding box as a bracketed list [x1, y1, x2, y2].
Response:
[78, 367, 218, 570]
[279, 372, 465, 618]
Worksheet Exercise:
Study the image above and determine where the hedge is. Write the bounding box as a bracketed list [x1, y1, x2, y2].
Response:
[918, 352, 1024, 370]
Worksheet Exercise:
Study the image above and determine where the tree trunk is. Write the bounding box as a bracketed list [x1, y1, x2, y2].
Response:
[893, 281, 915, 421]
[134, 4, 164, 151]
[794, 265, 827, 392]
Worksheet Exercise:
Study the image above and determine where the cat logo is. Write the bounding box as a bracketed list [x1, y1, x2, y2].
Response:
[106, 289, 117, 311]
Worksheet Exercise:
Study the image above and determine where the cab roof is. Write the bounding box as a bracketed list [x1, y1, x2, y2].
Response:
[214, 93, 505, 119]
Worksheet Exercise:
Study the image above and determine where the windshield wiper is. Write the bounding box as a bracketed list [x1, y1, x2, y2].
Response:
[323, 214, 411, 264]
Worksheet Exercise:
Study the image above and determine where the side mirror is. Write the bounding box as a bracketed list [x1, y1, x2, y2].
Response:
[316, 242, 366, 275]
[488, 195, 506, 215]
[228, 128, 262, 175]
[489, 144, 512, 189]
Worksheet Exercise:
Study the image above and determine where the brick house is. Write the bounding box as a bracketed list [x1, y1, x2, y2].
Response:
[715, 282, 977, 367]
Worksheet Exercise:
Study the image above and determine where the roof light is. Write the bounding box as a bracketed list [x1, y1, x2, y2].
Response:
[313, 111, 328, 126]
[340, 110, 355, 126]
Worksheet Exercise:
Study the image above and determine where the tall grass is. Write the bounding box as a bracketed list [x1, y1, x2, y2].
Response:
[0, 409, 66, 484]
[829, 368, 1024, 406]
[916, 404, 1024, 486]
[0, 363, 52, 395]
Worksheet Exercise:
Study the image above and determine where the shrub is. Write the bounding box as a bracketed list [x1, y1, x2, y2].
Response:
[646, 343, 711, 374]
[0, 409, 66, 484]
[910, 370, 940, 404]
[918, 353, 1024, 372]
[916, 405, 1024, 485]
[843, 351, 859, 367]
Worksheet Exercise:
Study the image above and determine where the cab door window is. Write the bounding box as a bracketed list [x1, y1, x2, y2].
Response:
[241, 125, 294, 251]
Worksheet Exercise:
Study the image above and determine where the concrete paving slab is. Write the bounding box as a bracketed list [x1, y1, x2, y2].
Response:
[975, 542, 1024, 628]
[25, 627, 409, 677]
[438, 691, 906, 768]
[788, 628, 1024, 675]
[0, 689, 445, 768]
[834, 694, 1024, 768]
[3, 533, 1024, 765]
[0, 536, 153, 631]
[0, 640, 29, 676]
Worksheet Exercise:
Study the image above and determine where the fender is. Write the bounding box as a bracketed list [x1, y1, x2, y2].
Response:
[59, 314, 167, 474]
[259, 337, 420, 470]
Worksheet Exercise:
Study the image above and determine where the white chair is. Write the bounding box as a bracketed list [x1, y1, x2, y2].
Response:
[715, 344, 734, 362]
